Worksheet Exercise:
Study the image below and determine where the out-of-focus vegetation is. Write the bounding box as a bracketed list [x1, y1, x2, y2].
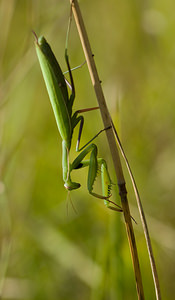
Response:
[0, 0, 175, 299]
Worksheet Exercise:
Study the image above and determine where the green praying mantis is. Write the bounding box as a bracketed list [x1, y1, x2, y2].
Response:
[33, 21, 123, 213]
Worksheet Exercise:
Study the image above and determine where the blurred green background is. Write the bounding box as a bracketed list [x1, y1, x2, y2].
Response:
[0, 0, 175, 299]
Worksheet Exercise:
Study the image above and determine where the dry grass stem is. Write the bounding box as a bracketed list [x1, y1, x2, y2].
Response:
[69, 0, 145, 299]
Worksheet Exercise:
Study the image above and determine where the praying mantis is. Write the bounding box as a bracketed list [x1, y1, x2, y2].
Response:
[33, 20, 123, 213]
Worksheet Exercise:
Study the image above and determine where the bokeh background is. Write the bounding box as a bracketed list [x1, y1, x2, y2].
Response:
[0, 0, 175, 299]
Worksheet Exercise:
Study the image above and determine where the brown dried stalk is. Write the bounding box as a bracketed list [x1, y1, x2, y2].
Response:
[69, 0, 145, 299]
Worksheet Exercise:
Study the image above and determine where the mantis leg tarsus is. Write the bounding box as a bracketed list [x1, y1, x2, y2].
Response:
[89, 191, 111, 200]
[107, 205, 123, 212]
[76, 106, 99, 114]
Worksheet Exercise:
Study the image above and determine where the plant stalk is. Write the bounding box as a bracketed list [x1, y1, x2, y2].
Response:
[69, 0, 145, 299]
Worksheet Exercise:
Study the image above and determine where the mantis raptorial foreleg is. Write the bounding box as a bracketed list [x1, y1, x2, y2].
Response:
[70, 143, 111, 198]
